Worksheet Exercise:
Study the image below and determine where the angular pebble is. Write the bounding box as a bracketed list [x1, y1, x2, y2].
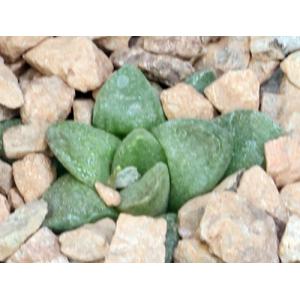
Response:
[114, 166, 141, 189]
[280, 75, 300, 97]
[0, 199, 48, 261]
[0, 194, 10, 223]
[213, 170, 243, 192]
[248, 58, 279, 83]
[0, 159, 13, 195]
[200, 191, 279, 262]
[59, 218, 115, 262]
[13, 153, 56, 203]
[73, 99, 94, 125]
[95, 181, 121, 207]
[94, 36, 130, 52]
[105, 214, 167, 263]
[280, 51, 300, 88]
[7, 187, 24, 210]
[281, 182, 300, 217]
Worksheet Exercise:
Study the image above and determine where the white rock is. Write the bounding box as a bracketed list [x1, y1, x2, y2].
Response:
[95, 181, 121, 207]
[73, 99, 94, 125]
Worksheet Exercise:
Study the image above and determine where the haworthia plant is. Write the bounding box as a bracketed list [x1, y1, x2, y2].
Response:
[118, 162, 170, 216]
[152, 119, 233, 211]
[215, 110, 283, 176]
[47, 121, 121, 187]
[93, 64, 165, 137]
[112, 128, 167, 175]
[43, 174, 117, 232]
[163, 213, 179, 263]
[185, 69, 216, 93]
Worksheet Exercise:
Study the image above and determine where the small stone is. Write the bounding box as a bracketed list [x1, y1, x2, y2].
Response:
[200, 191, 279, 262]
[0, 105, 18, 122]
[143, 36, 203, 59]
[174, 239, 219, 263]
[19, 68, 42, 91]
[105, 214, 167, 263]
[0, 194, 10, 223]
[73, 99, 94, 125]
[265, 133, 300, 187]
[280, 51, 300, 88]
[213, 169, 244, 192]
[24, 37, 113, 92]
[0, 159, 13, 195]
[110, 47, 194, 86]
[281, 182, 300, 217]
[0, 61, 24, 109]
[261, 92, 283, 121]
[194, 37, 250, 73]
[178, 193, 212, 239]
[0, 36, 47, 62]
[7, 188, 24, 210]
[237, 165, 288, 223]
[160, 83, 215, 120]
[59, 218, 115, 262]
[3, 123, 48, 159]
[94, 36, 130, 52]
[185, 69, 216, 93]
[95, 181, 121, 207]
[279, 215, 300, 263]
[20, 74, 75, 125]
[248, 58, 279, 83]
[0, 119, 21, 158]
[0, 199, 48, 261]
[13, 153, 56, 203]
[114, 166, 141, 189]
[7, 227, 68, 263]
[204, 69, 259, 114]
[280, 76, 300, 97]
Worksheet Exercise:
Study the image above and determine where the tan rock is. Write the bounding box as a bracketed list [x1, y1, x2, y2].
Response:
[95, 181, 120, 207]
[0, 105, 18, 121]
[237, 165, 288, 223]
[105, 214, 167, 263]
[3, 123, 48, 159]
[0, 194, 10, 223]
[20, 75, 75, 124]
[59, 218, 115, 262]
[280, 51, 300, 88]
[73, 99, 94, 125]
[160, 83, 214, 120]
[280, 75, 300, 97]
[265, 134, 300, 187]
[7, 227, 68, 263]
[19, 68, 42, 91]
[204, 69, 260, 114]
[200, 191, 279, 262]
[213, 169, 243, 192]
[250, 37, 285, 61]
[280, 182, 300, 217]
[143, 36, 203, 59]
[24, 37, 113, 92]
[279, 215, 300, 262]
[111, 47, 194, 86]
[13, 153, 56, 203]
[0, 199, 48, 261]
[173, 239, 219, 263]
[178, 193, 213, 239]
[195, 37, 250, 73]
[8, 58, 27, 77]
[261, 92, 283, 121]
[248, 59, 279, 84]
[94, 36, 130, 52]
[0, 159, 13, 195]
[0, 61, 24, 109]
[0, 36, 47, 62]
[7, 187, 24, 210]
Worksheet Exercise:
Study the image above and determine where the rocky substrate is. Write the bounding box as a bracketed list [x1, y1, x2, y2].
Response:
[1, 36, 300, 263]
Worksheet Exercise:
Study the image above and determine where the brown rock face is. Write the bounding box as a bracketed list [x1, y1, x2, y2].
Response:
[160, 83, 214, 120]
[265, 134, 300, 187]
[7, 227, 68, 263]
[280, 51, 300, 88]
[24, 37, 113, 92]
[0, 62, 24, 109]
[237, 166, 288, 223]
[280, 182, 300, 217]
[279, 215, 300, 263]
[143, 36, 203, 59]
[173, 239, 219, 263]
[110, 47, 194, 86]
[0, 194, 10, 223]
[7, 188, 24, 210]
[0, 37, 47, 62]
[195, 37, 250, 73]
[204, 69, 260, 113]
[20, 75, 75, 125]
[200, 191, 279, 262]
[248, 59, 279, 83]
[12, 153, 56, 203]
[3, 123, 48, 159]
[95, 182, 121, 207]
[59, 218, 116, 262]
[105, 214, 167, 263]
[94, 36, 130, 52]
[0, 159, 13, 195]
[73, 99, 94, 125]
